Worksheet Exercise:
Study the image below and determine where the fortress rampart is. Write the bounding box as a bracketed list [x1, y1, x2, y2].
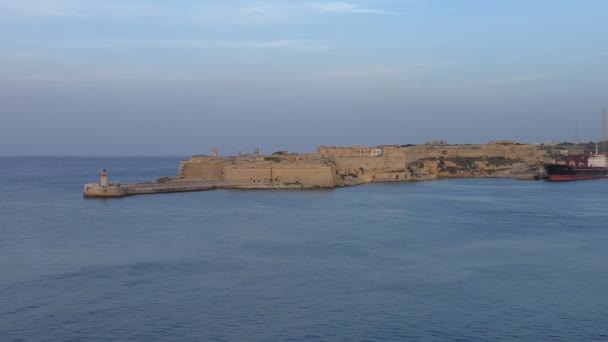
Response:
[84, 142, 549, 198]
[177, 143, 547, 187]
[179, 155, 337, 188]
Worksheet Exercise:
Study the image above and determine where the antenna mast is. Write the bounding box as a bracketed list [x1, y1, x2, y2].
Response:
[603, 106, 607, 153]
[575, 120, 579, 145]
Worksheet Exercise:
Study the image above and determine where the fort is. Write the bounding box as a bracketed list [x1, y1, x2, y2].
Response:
[84, 142, 549, 198]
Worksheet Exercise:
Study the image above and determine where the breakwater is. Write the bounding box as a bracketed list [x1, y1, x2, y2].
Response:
[83, 178, 328, 198]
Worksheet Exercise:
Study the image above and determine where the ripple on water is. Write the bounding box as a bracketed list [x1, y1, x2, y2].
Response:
[1, 159, 608, 341]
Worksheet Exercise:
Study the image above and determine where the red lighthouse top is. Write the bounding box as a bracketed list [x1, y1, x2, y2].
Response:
[102, 169, 108, 176]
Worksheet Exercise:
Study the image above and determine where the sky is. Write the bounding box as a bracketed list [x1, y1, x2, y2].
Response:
[1, 0, 607, 156]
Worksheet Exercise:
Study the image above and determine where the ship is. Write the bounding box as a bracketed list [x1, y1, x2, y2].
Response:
[544, 150, 608, 181]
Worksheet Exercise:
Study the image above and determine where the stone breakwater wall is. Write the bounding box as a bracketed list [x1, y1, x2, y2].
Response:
[83, 179, 330, 198]
[84, 183, 129, 197]
[83, 181, 218, 198]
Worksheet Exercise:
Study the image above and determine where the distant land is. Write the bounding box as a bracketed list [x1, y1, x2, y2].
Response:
[83, 140, 604, 198]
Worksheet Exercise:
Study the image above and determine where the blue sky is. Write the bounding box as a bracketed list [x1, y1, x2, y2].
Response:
[1, 0, 607, 155]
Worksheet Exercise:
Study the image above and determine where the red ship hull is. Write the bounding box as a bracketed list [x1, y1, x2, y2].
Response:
[547, 172, 608, 181]
[545, 139, 608, 182]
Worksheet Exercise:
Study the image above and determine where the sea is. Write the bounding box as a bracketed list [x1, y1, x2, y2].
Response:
[1, 157, 608, 341]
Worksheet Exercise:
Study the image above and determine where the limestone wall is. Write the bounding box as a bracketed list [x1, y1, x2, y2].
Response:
[223, 163, 273, 183]
[176, 143, 546, 187]
[400, 144, 545, 162]
[179, 159, 224, 180]
[271, 164, 336, 187]
[318, 146, 383, 158]
[222, 162, 335, 187]
[332, 155, 403, 180]
[271, 153, 321, 162]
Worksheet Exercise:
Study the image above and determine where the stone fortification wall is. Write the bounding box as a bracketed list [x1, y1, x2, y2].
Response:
[223, 162, 335, 187]
[179, 156, 336, 188]
[317, 145, 407, 182]
[318, 146, 383, 158]
[272, 163, 337, 187]
[332, 154, 407, 182]
[87, 143, 548, 198]
[316, 143, 545, 182]
[400, 144, 545, 162]
[179, 159, 224, 180]
[223, 163, 272, 183]
[271, 152, 321, 162]
[177, 143, 546, 187]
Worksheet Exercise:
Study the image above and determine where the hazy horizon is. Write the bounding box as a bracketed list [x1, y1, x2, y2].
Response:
[1, 0, 607, 156]
[1, 138, 607, 158]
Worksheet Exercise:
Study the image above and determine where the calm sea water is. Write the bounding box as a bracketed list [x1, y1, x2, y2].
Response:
[1, 157, 608, 341]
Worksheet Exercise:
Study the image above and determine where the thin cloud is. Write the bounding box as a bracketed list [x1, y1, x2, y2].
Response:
[0, 51, 39, 59]
[56, 39, 331, 52]
[309, 61, 457, 80]
[310, 2, 402, 15]
[0, 70, 201, 83]
[313, 66, 402, 80]
[242, 3, 276, 14]
[466, 74, 553, 86]
[224, 40, 330, 51]
[0, 1, 293, 26]
[0, 1, 403, 24]
[0, 0, 79, 17]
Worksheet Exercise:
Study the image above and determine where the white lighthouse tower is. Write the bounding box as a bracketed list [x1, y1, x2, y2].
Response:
[84, 168, 126, 197]
[100, 168, 109, 187]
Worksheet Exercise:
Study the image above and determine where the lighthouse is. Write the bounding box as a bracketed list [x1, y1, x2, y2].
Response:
[84, 168, 127, 197]
[100, 168, 109, 187]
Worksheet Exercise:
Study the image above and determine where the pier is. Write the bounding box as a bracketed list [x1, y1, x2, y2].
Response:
[83, 171, 325, 198]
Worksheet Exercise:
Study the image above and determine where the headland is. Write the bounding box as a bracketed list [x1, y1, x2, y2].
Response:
[84, 141, 550, 198]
